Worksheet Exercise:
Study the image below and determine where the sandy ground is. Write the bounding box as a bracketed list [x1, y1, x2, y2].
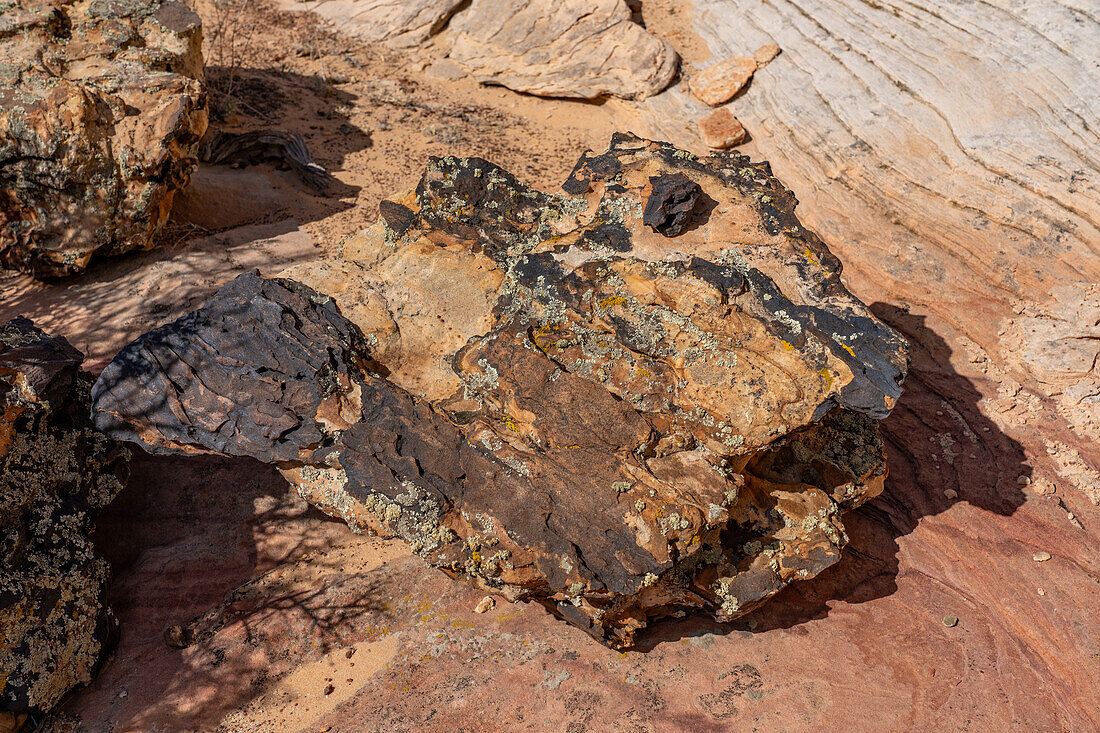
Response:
[4, 0, 1098, 731]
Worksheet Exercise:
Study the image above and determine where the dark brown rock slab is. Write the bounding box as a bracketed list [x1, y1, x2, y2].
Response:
[92, 135, 908, 648]
[1, 318, 129, 720]
[0, 0, 207, 278]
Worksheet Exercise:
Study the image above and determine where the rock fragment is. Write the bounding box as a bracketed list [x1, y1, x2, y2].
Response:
[689, 56, 757, 106]
[698, 108, 748, 149]
[943, 615, 959, 627]
[1032, 551, 1051, 562]
[754, 43, 782, 66]
[92, 134, 908, 648]
[643, 173, 704, 236]
[0, 0, 208, 278]
[448, 0, 678, 100]
[475, 596, 496, 614]
[1, 318, 129, 719]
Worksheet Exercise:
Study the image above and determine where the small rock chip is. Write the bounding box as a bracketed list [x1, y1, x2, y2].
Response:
[943, 615, 959, 628]
[1032, 551, 1051, 562]
[1017, 475, 1031, 486]
[698, 108, 747, 149]
[323, 683, 335, 696]
[1037, 587, 1046, 596]
[754, 43, 781, 66]
[475, 596, 496, 614]
[164, 625, 191, 649]
[345, 647, 356, 659]
[689, 56, 757, 106]
[943, 488, 958, 500]
[643, 173, 703, 236]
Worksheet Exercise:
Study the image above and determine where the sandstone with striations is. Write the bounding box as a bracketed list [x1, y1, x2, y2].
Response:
[275, 0, 465, 48]
[92, 134, 907, 648]
[448, 0, 678, 100]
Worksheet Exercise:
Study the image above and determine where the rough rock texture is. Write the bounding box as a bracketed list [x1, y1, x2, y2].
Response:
[698, 108, 747, 149]
[0, 0, 208, 278]
[0, 318, 129, 722]
[753, 43, 781, 66]
[277, 0, 465, 48]
[689, 56, 757, 106]
[448, 0, 678, 100]
[93, 134, 907, 647]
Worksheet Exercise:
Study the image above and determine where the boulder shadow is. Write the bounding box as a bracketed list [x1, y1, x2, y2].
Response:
[634, 303, 1030, 649]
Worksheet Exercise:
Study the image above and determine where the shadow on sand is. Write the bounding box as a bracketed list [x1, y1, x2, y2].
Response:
[634, 304, 1029, 649]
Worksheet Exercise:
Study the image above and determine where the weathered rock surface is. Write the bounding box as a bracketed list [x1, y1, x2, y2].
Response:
[698, 108, 747, 149]
[279, 0, 465, 48]
[689, 56, 757, 106]
[93, 134, 907, 647]
[0, 318, 129, 722]
[448, 0, 678, 100]
[0, 0, 208, 278]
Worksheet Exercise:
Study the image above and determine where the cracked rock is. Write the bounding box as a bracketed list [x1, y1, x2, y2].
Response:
[92, 133, 908, 648]
[1, 318, 129, 720]
[0, 0, 208, 278]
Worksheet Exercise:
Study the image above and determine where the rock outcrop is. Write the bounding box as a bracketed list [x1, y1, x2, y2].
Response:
[448, 0, 678, 100]
[280, 0, 466, 48]
[92, 134, 907, 648]
[1, 318, 129, 723]
[0, 0, 207, 278]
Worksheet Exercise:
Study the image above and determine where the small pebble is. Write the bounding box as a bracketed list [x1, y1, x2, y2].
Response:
[1037, 588, 1046, 596]
[1032, 551, 1051, 562]
[345, 647, 356, 659]
[943, 489, 958, 500]
[943, 615, 959, 628]
[1017, 475, 1031, 486]
[475, 596, 495, 614]
[323, 683, 335, 696]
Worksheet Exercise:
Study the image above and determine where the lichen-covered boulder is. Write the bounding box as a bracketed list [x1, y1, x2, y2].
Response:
[0, 0, 207, 278]
[92, 134, 907, 648]
[1, 318, 129, 722]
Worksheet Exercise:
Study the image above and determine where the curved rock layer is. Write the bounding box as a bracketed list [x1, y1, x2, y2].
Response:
[1, 318, 129, 722]
[92, 135, 907, 647]
[0, 0, 208, 278]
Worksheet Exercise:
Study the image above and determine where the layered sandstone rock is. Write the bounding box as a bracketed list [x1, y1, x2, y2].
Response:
[92, 134, 907, 647]
[0, 0, 207, 278]
[448, 0, 678, 100]
[1, 318, 129, 722]
[280, 0, 466, 48]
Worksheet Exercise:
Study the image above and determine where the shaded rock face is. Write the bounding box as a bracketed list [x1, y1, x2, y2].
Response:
[1, 318, 129, 719]
[448, 0, 678, 100]
[93, 134, 908, 648]
[0, 0, 208, 278]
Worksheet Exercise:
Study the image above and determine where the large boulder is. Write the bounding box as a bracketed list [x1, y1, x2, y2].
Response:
[448, 0, 678, 100]
[92, 134, 907, 648]
[0, 0, 207, 278]
[1, 318, 129, 725]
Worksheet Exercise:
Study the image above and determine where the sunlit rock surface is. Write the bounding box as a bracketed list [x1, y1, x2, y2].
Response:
[93, 134, 907, 647]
